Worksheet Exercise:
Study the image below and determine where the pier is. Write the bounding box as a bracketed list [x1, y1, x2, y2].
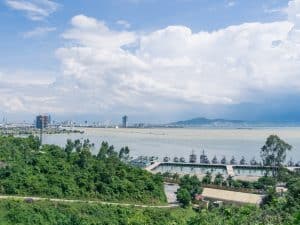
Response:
[226, 165, 234, 176]
[145, 161, 300, 180]
[145, 162, 161, 172]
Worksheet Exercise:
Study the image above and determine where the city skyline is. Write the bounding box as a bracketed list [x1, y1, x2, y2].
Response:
[1, 0, 300, 123]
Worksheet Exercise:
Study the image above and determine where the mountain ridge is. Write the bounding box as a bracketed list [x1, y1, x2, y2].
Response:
[170, 117, 246, 126]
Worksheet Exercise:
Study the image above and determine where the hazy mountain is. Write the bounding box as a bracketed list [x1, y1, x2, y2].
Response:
[170, 117, 245, 127]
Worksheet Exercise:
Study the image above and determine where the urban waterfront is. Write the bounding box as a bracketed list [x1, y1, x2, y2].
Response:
[43, 127, 300, 162]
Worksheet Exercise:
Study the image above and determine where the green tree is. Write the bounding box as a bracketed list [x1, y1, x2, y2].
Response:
[119, 146, 130, 161]
[176, 175, 202, 208]
[226, 175, 233, 187]
[172, 173, 180, 183]
[260, 135, 292, 176]
[214, 173, 224, 186]
[179, 175, 202, 198]
[176, 188, 191, 207]
[202, 172, 212, 184]
[286, 178, 300, 206]
[65, 139, 74, 160]
[97, 141, 116, 160]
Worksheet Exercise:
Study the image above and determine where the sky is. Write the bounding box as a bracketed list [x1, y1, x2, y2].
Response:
[1, 0, 300, 123]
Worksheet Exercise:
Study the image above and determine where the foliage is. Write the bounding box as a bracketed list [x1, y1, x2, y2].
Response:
[0, 136, 166, 204]
[160, 172, 180, 183]
[202, 172, 212, 184]
[119, 146, 130, 161]
[213, 173, 224, 186]
[260, 135, 292, 176]
[179, 175, 202, 198]
[176, 175, 202, 207]
[176, 188, 191, 208]
[0, 200, 195, 225]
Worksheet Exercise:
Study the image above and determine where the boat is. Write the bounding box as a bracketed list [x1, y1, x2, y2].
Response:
[150, 156, 158, 162]
[287, 158, 294, 167]
[240, 156, 246, 165]
[211, 155, 218, 164]
[220, 156, 227, 165]
[179, 157, 186, 163]
[189, 150, 197, 163]
[163, 156, 170, 162]
[230, 156, 237, 165]
[200, 150, 210, 164]
[250, 157, 258, 165]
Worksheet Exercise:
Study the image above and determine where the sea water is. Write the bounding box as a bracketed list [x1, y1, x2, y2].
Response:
[43, 127, 300, 163]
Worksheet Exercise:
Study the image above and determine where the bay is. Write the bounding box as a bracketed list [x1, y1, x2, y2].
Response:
[43, 127, 300, 163]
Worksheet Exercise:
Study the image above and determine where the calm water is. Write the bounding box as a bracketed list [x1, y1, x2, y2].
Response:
[153, 164, 227, 176]
[43, 127, 300, 163]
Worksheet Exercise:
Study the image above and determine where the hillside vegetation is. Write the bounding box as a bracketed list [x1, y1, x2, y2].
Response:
[0, 135, 166, 204]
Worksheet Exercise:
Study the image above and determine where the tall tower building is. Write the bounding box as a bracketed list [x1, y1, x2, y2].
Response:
[122, 115, 128, 128]
[36, 115, 50, 129]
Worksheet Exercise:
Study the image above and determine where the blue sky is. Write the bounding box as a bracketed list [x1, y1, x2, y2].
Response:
[1, 0, 289, 71]
[1, 0, 300, 123]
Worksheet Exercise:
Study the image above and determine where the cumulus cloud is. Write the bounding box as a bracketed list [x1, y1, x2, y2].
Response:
[2, 0, 300, 120]
[54, 3, 300, 115]
[5, 0, 60, 20]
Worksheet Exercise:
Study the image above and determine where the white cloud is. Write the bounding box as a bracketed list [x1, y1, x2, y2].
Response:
[23, 27, 56, 38]
[116, 20, 131, 29]
[5, 0, 60, 20]
[2, 0, 300, 119]
[54, 8, 300, 113]
[0, 69, 59, 114]
[227, 1, 235, 7]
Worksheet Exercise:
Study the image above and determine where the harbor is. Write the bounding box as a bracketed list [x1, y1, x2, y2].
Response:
[141, 151, 300, 181]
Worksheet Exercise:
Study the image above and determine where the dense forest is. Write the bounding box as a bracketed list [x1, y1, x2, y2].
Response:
[0, 190, 299, 225]
[0, 199, 195, 225]
[0, 135, 166, 204]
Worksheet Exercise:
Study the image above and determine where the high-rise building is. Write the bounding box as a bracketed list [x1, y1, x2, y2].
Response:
[122, 115, 128, 128]
[36, 115, 50, 129]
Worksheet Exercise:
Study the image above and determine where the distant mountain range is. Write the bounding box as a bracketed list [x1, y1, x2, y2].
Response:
[170, 117, 245, 127]
[169, 117, 300, 127]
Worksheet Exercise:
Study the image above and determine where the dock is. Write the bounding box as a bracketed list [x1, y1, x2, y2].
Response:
[144, 161, 300, 179]
[145, 162, 161, 172]
[226, 165, 234, 176]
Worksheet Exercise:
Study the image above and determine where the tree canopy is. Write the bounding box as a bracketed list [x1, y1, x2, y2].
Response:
[0, 136, 166, 204]
[260, 135, 292, 176]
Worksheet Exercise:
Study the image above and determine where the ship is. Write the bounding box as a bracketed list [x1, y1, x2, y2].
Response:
[150, 156, 158, 162]
[200, 150, 210, 164]
[240, 156, 246, 165]
[211, 155, 218, 164]
[189, 150, 197, 163]
[179, 157, 186, 163]
[250, 157, 258, 165]
[173, 157, 179, 163]
[230, 156, 237, 165]
[220, 156, 227, 165]
[163, 156, 170, 162]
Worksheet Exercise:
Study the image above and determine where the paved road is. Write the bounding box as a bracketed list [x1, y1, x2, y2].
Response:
[0, 195, 179, 208]
[164, 183, 179, 204]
